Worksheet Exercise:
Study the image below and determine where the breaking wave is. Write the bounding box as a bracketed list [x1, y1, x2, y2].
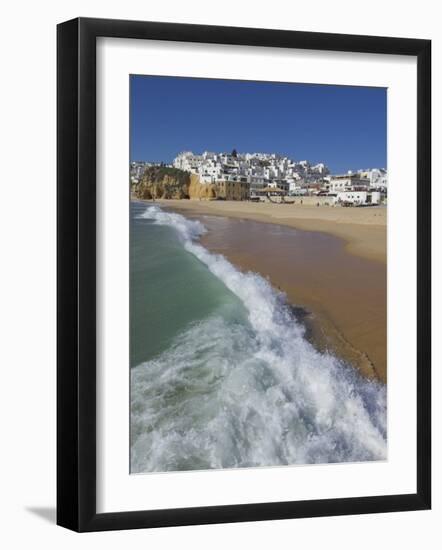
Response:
[131, 206, 387, 473]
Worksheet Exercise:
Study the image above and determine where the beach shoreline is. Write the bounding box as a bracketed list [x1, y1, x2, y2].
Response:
[155, 198, 387, 264]
[147, 199, 387, 383]
[131, 200, 388, 471]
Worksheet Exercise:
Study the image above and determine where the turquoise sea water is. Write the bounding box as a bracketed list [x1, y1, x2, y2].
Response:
[130, 201, 387, 473]
[130, 201, 246, 367]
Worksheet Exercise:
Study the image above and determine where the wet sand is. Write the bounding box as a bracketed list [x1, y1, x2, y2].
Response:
[184, 213, 387, 383]
[158, 199, 386, 264]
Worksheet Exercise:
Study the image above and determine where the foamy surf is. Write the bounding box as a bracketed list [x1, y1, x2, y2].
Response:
[131, 205, 387, 473]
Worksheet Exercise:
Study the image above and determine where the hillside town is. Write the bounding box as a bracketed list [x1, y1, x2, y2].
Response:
[130, 150, 387, 206]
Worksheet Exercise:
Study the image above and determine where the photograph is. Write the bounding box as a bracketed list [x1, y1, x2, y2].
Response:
[129, 75, 388, 474]
[0, 0, 434, 543]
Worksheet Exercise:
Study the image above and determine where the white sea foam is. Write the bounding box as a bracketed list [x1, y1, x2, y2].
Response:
[131, 206, 387, 472]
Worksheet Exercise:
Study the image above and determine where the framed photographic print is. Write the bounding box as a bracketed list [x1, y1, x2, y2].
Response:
[57, 17, 431, 532]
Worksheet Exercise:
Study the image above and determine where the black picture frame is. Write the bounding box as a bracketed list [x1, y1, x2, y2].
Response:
[57, 17, 431, 532]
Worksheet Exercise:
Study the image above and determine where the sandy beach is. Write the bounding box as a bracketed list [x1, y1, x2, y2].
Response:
[157, 199, 387, 264]
[156, 199, 387, 382]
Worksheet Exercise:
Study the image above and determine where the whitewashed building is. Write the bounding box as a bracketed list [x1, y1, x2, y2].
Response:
[329, 173, 371, 193]
[357, 168, 387, 189]
[334, 190, 383, 205]
[172, 150, 330, 196]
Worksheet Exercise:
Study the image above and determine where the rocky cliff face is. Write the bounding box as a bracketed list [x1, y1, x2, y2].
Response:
[188, 175, 249, 200]
[132, 166, 249, 201]
[188, 174, 218, 199]
[132, 166, 191, 200]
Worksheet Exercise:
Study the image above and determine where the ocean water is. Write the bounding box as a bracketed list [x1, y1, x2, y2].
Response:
[130, 202, 387, 473]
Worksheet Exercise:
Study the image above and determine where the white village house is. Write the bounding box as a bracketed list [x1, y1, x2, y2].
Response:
[334, 190, 382, 206]
[328, 173, 371, 193]
[172, 150, 331, 196]
[132, 152, 387, 204]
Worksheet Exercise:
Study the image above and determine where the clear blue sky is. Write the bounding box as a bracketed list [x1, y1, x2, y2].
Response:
[130, 75, 386, 173]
